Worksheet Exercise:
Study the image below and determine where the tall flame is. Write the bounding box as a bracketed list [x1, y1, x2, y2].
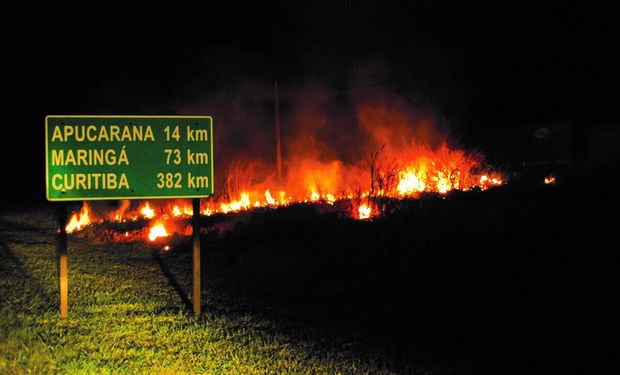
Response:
[265, 189, 276, 205]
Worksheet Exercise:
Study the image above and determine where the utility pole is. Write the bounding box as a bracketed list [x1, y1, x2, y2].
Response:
[275, 81, 282, 182]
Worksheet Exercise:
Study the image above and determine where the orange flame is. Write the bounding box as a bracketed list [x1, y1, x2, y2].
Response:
[61, 92, 515, 243]
[397, 167, 426, 195]
[148, 223, 169, 242]
[66, 202, 92, 233]
[66, 142, 506, 240]
[265, 189, 276, 205]
[183, 205, 193, 216]
[140, 202, 155, 219]
[169, 203, 194, 217]
[479, 175, 503, 190]
[544, 175, 556, 185]
[220, 192, 251, 213]
[357, 203, 372, 220]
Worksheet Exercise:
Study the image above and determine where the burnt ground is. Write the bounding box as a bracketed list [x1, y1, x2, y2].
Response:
[3, 169, 620, 374]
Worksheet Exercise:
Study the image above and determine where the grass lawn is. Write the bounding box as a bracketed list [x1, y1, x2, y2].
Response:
[0, 208, 437, 374]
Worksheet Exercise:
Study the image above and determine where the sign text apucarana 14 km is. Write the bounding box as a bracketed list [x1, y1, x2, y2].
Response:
[45, 115, 213, 201]
[45, 115, 213, 317]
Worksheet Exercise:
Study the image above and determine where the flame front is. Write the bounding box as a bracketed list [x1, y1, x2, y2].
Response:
[65, 141, 506, 241]
[63, 99, 510, 240]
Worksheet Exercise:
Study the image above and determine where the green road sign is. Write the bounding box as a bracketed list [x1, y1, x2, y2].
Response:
[46, 116, 213, 201]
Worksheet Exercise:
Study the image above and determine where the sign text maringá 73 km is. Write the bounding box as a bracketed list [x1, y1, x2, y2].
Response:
[46, 115, 213, 201]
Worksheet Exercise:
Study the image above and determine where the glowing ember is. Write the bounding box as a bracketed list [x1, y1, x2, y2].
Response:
[148, 223, 169, 242]
[479, 175, 503, 190]
[66, 202, 92, 233]
[140, 202, 156, 219]
[544, 175, 556, 185]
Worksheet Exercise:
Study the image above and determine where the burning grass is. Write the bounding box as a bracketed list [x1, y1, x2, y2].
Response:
[63, 141, 504, 241]
[62, 90, 507, 235]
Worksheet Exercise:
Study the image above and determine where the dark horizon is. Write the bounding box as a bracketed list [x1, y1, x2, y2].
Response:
[3, 2, 619, 207]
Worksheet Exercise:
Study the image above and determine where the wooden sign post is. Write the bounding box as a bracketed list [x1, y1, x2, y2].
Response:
[56, 204, 68, 318]
[192, 198, 201, 315]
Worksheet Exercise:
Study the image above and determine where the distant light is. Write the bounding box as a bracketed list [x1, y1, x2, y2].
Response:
[163, 245, 171, 251]
[534, 127, 551, 139]
[544, 175, 556, 185]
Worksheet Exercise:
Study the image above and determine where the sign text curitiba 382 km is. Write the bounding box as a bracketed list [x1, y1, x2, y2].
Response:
[46, 116, 213, 201]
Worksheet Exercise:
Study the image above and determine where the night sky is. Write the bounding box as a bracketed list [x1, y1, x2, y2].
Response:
[3, 2, 618, 208]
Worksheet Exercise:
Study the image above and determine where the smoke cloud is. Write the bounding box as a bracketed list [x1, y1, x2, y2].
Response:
[177, 77, 455, 198]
